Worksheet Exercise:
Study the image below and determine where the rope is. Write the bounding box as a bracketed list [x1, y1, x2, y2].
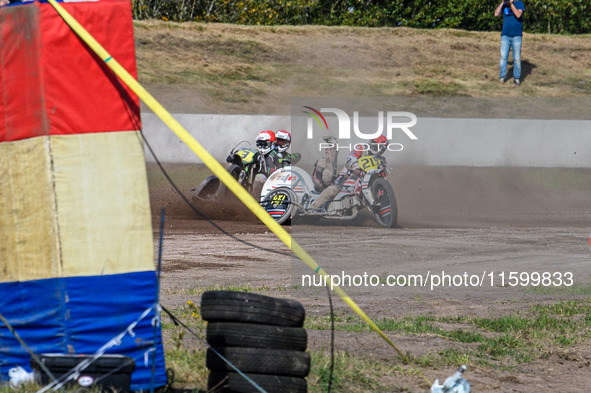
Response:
[35, 305, 155, 393]
[0, 312, 57, 382]
[44, 0, 432, 387]
[150, 208, 166, 393]
[326, 286, 335, 393]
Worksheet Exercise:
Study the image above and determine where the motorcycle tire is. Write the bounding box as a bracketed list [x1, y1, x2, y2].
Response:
[208, 371, 307, 393]
[191, 164, 243, 201]
[201, 291, 306, 327]
[206, 322, 307, 351]
[262, 187, 297, 225]
[191, 175, 222, 201]
[217, 164, 244, 197]
[251, 180, 264, 202]
[370, 177, 398, 228]
[206, 347, 311, 377]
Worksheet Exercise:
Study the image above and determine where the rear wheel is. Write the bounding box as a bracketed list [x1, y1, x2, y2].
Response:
[370, 177, 397, 228]
[262, 187, 297, 225]
[251, 180, 264, 202]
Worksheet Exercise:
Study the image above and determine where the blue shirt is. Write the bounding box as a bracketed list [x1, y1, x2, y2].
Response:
[501, 1, 525, 36]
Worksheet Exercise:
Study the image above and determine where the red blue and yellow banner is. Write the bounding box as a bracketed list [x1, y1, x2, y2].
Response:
[0, 1, 165, 389]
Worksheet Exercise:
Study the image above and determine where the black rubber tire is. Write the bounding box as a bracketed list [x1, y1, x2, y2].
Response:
[201, 291, 305, 327]
[227, 164, 243, 181]
[208, 371, 307, 393]
[191, 175, 222, 201]
[206, 322, 307, 351]
[261, 187, 296, 225]
[251, 180, 264, 202]
[370, 177, 398, 228]
[206, 347, 310, 377]
[219, 164, 243, 198]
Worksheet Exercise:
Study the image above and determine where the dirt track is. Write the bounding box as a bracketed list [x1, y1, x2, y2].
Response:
[149, 164, 591, 392]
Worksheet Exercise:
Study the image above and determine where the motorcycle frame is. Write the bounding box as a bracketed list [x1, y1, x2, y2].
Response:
[260, 164, 388, 216]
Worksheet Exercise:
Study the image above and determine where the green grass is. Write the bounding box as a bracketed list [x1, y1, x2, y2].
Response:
[522, 285, 591, 299]
[307, 350, 415, 393]
[147, 299, 591, 391]
[305, 299, 591, 370]
[412, 79, 465, 96]
[165, 348, 208, 389]
[161, 346, 423, 393]
[179, 283, 280, 295]
[134, 21, 591, 115]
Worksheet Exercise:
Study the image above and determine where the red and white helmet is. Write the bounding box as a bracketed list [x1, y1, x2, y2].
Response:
[369, 134, 389, 156]
[275, 130, 291, 153]
[256, 130, 276, 155]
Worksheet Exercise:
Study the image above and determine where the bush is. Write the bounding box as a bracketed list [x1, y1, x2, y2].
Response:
[131, 0, 590, 34]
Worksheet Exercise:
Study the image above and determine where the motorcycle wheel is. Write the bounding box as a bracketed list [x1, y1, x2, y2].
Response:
[262, 187, 297, 225]
[218, 164, 244, 198]
[191, 164, 243, 201]
[192, 175, 221, 201]
[370, 177, 398, 228]
[227, 164, 242, 180]
[252, 181, 264, 202]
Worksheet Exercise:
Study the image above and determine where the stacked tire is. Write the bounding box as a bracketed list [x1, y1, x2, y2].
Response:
[201, 291, 309, 393]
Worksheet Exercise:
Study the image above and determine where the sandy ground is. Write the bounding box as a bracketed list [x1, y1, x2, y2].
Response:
[149, 163, 591, 392]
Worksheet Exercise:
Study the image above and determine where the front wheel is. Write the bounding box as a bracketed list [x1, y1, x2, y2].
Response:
[262, 187, 297, 225]
[216, 164, 244, 198]
[370, 177, 398, 228]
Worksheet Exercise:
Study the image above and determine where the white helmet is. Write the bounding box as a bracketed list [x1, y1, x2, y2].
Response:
[255, 130, 276, 155]
[275, 130, 291, 153]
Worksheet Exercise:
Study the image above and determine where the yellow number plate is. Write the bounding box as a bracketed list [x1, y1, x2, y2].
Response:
[237, 149, 256, 164]
[358, 156, 379, 171]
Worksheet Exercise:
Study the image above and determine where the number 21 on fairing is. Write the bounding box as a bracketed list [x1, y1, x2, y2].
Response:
[358, 156, 379, 171]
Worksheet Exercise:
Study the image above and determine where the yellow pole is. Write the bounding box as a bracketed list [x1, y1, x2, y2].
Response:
[45, 0, 431, 386]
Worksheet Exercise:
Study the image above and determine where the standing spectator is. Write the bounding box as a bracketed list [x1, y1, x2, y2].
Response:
[495, 0, 525, 86]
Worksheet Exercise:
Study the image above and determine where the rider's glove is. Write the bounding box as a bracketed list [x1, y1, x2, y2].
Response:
[226, 155, 233, 163]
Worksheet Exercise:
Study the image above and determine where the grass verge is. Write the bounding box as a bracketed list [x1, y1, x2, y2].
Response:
[154, 298, 591, 392]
